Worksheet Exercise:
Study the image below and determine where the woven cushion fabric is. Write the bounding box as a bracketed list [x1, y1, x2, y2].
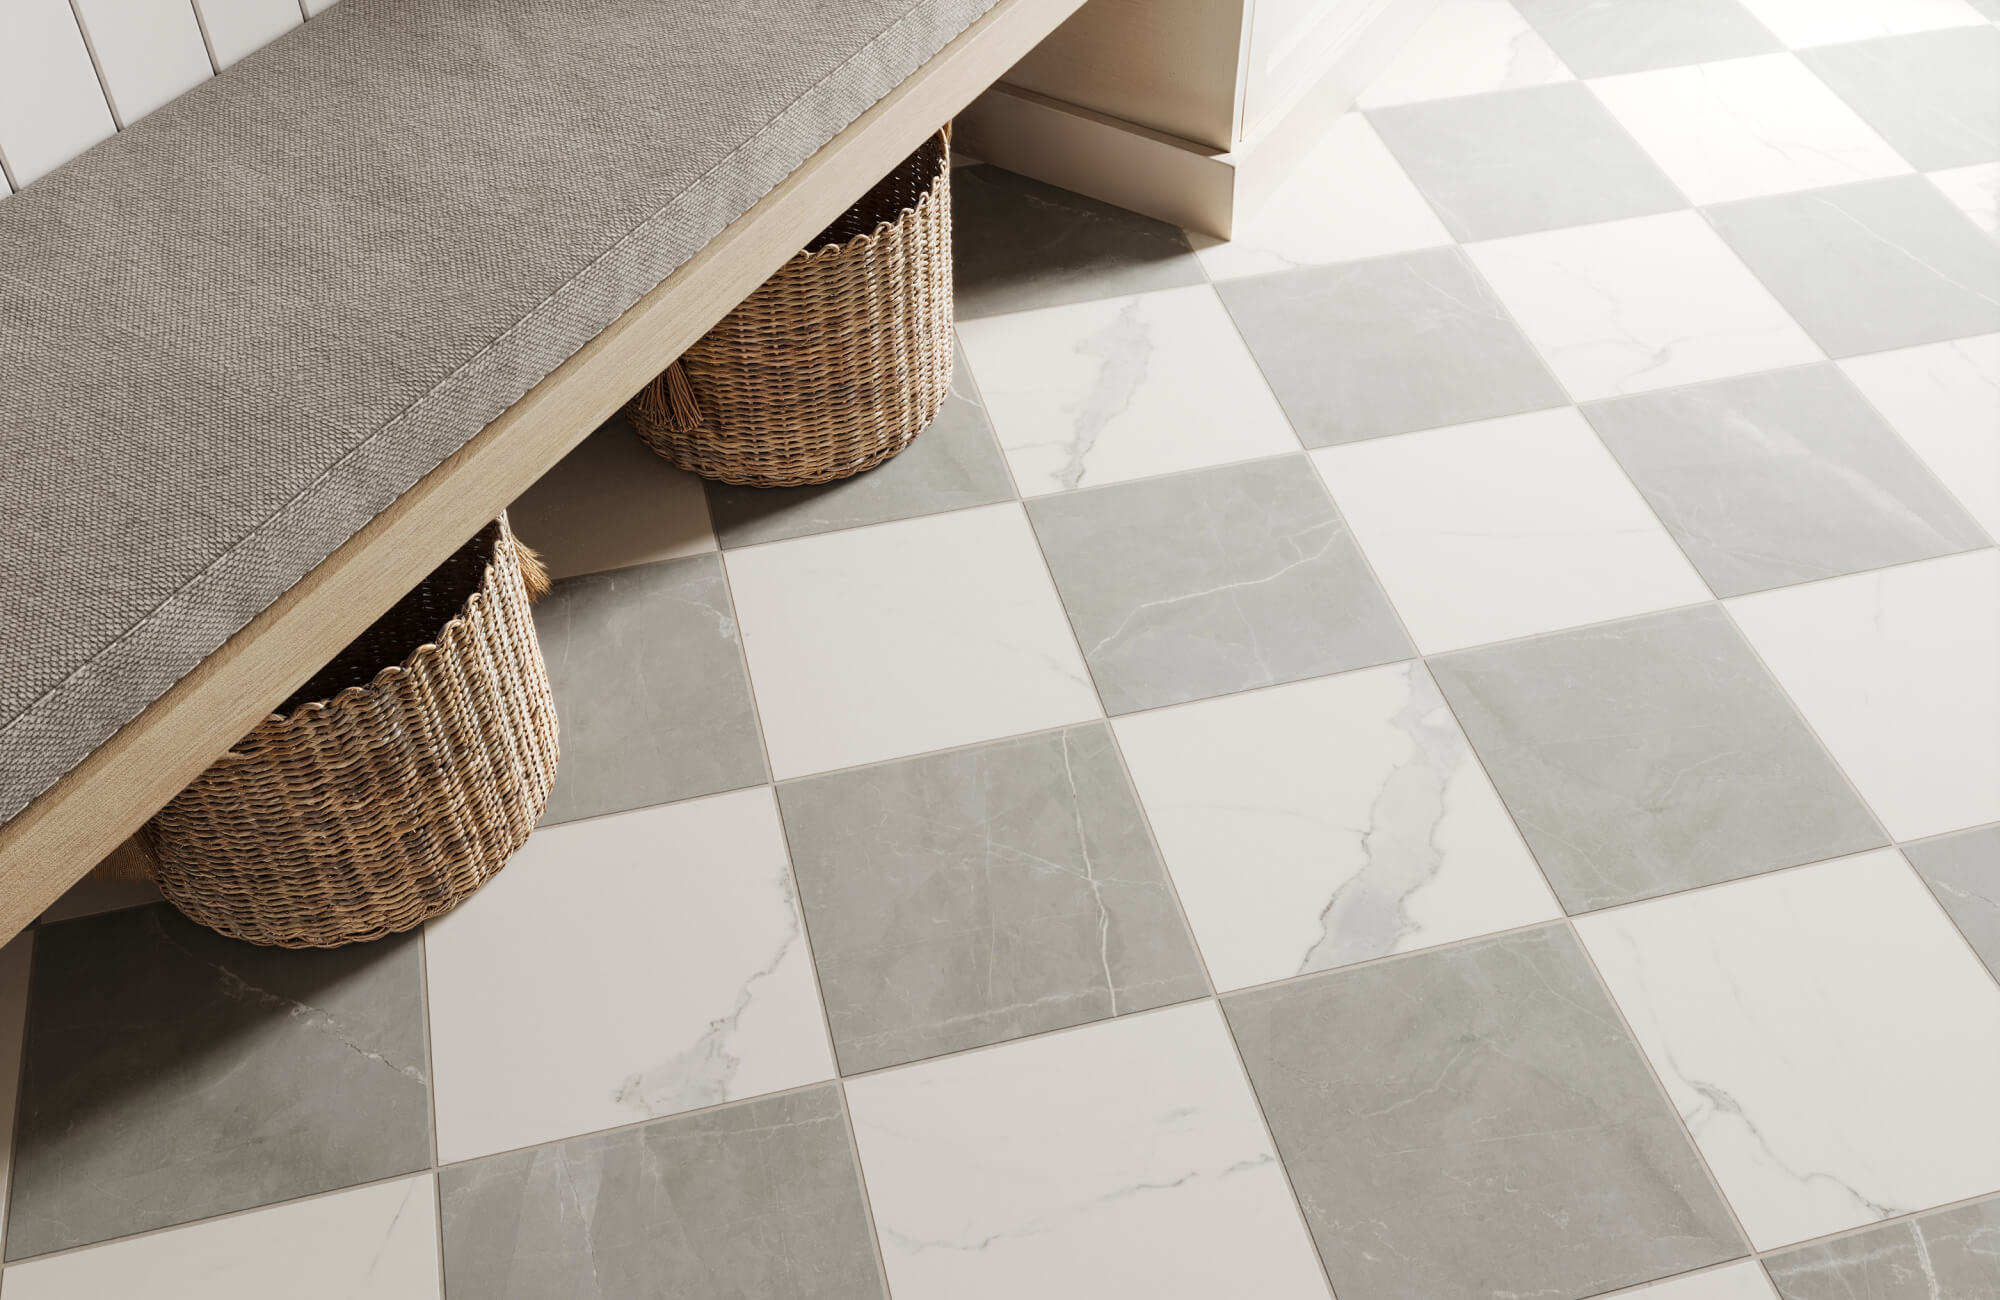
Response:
[0, 0, 997, 825]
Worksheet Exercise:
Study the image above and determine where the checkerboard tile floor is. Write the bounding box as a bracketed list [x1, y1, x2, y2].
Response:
[6, 2, 1999, 1294]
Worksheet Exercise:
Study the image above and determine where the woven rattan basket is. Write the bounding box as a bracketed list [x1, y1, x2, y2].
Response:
[146, 514, 559, 949]
[626, 128, 954, 487]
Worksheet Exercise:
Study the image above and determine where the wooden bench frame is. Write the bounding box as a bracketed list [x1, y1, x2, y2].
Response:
[0, 0, 1085, 942]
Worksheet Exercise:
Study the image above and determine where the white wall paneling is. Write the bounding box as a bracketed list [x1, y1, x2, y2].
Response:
[191, 0, 304, 70]
[71, 0, 215, 128]
[0, 0, 333, 198]
[0, 0, 118, 191]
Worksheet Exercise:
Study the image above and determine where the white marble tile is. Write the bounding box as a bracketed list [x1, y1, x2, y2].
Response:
[0, 931, 28, 1261]
[1728, 549, 2000, 841]
[1468, 211, 1823, 400]
[426, 788, 836, 1163]
[1736, 0, 1985, 46]
[1357, 0, 1573, 108]
[1189, 116, 1452, 279]
[725, 503, 1101, 778]
[1591, 54, 1909, 204]
[3, 1174, 441, 1299]
[507, 416, 716, 581]
[1617, 1261, 1779, 1300]
[958, 285, 1299, 495]
[1929, 162, 2000, 235]
[1313, 408, 1711, 651]
[1841, 335, 2000, 539]
[845, 1002, 1330, 1300]
[1577, 851, 2000, 1249]
[1112, 663, 1560, 990]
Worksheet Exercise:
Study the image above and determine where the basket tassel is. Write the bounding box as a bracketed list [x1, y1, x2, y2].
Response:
[661, 360, 705, 434]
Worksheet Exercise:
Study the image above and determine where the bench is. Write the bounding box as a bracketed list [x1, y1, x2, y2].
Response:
[0, 0, 1083, 941]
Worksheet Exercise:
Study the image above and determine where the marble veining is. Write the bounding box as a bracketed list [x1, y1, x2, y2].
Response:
[1706, 176, 2000, 360]
[778, 723, 1207, 1073]
[846, 1002, 1332, 1299]
[1316, 406, 1710, 650]
[1218, 245, 1566, 444]
[1801, 27, 2000, 171]
[6, 906, 431, 1261]
[1904, 825, 2000, 982]
[0, 1175, 443, 1300]
[1431, 604, 1884, 911]
[1113, 662, 1558, 990]
[534, 552, 767, 825]
[1763, 1195, 2000, 1300]
[960, 284, 1298, 495]
[425, 789, 836, 1164]
[1029, 457, 1411, 713]
[1224, 925, 1746, 1300]
[1590, 52, 1909, 204]
[440, 1085, 886, 1300]
[1577, 852, 2000, 1249]
[1840, 334, 2000, 541]
[723, 502, 1101, 779]
[1728, 550, 2000, 842]
[1369, 82, 1685, 240]
[1467, 210, 1824, 400]
[1583, 363, 1988, 595]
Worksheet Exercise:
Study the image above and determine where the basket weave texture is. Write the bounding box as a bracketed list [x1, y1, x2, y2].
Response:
[147, 515, 559, 949]
[626, 129, 954, 487]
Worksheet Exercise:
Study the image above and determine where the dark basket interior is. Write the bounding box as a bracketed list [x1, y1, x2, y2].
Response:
[806, 131, 947, 252]
[278, 521, 499, 714]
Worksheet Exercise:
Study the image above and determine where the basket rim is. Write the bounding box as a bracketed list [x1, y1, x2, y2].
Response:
[246, 527, 515, 739]
[793, 127, 949, 265]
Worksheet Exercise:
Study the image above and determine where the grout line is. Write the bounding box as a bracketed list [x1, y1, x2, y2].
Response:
[1565, 916, 1761, 1257]
[0, 1168, 432, 1269]
[1900, 847, 2000, 1000]
[414, 927, 447, 1296]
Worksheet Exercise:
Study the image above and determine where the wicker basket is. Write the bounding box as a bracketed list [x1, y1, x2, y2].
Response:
[626, 128, 954, 487]
[146, 514, 559, 949]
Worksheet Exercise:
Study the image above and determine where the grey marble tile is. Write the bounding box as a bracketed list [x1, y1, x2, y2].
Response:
[1430, 605, 1887, 912]
[6, 905, 430, 1260]
[1224, 925, 1747, 1300]
[1513, 0, 1781, 77]
[535, 552, 766, 826]
[1583, 365, 1990, 596]
[439, 1083, 886, 1300]
[1707, 177, 2000, 358]
[1972, 0, 2000, 19]
[704, 345, 1015, 548]
[952, 165, 1205, 319]
[777, 722, 1207, 1073]
[1217, 248, 1566, 446]
[1369, 83, 1687, 240]
[1803, 28, 2000, 171]
[1763, 1195, 2000, 1300]
[1905, 824, 2000, 983]
[1027, 457, 1413, 713]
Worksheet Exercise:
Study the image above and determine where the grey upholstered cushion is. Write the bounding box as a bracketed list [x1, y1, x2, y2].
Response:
[0, 0, 995, 823]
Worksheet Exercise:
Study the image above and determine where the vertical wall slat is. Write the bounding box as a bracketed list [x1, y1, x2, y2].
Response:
[70, 0, 213, 128]
[191, 0, 302, 70]
[0, 0, 117, 189]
